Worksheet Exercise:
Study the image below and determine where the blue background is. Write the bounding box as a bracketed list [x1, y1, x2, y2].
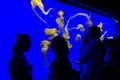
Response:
[0, 0, 118, 80]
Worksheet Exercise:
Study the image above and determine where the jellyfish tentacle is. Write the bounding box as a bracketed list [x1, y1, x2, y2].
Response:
[32, 8, 48, 24]
[40, 7, 53, 15]
[65, 13, 90, 30]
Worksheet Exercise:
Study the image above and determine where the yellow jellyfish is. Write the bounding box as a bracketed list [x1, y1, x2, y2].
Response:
[75, 34, 81, 41]
[56, 10, 64, 32]
[67, 41, 72, 49]
[80, 27, 86, 32]
[86, 17, 93, 27]
[40, 40, 51, 54]
[62, 30, 70, 40]
[31, 0, 43, 8]
[44, 28, 58, 40]
[31, 0, 52, 15]
[56, 18, 64, 27]
[97, 22, 103, 32]
[44, 28, 57, 35]
[100, 37, 104, 41]
[40, 40, 51, 66]
[58, 10, 64, 17]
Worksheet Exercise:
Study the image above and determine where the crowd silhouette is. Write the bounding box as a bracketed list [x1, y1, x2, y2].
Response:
[9, 26, 120, 80]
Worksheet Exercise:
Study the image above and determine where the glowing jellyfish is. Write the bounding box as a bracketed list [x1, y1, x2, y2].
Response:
[75, 34, 81, 41]
[44, 28, 58, 40]
[40, 40, 51, 66]
[67, 40, 72, 49]
[56, 18, 64, 28]
[86, 16, 93, 27]
[77, 24, 86, 32]
[58, 10, 64, 17]
[97, 22, 103, 32]
[31, 0, 52, 25]
[31, 0, 52, 15]
[62, 30, 70, 40]
[56, 10, 64, 33]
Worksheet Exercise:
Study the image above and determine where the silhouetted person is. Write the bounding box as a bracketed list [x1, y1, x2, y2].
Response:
[80, 26, 106, 80]
[80, 33, 89, 54]
[103, 38, 118, 80]
[48, 36, 73, 80]
[9, 34, 32, 80]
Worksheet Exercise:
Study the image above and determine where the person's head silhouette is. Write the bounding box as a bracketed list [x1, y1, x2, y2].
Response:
[51, 36, 69, 57]
[13, 34, 31, 53]
[88, 26, 101, 40]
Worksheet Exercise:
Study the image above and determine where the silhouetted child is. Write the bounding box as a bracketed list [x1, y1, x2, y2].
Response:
[80, 26, 106, 80]
[48, 36, 73, 80]
[9, 34, 32, 80]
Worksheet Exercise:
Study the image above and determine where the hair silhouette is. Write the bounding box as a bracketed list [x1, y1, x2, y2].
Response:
[12, 34, 31, 53]
[88, 26, 101, 40]
[51, 36, 69, 57]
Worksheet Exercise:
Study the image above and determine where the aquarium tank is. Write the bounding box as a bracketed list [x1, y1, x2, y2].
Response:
[0, 0, 118, 80]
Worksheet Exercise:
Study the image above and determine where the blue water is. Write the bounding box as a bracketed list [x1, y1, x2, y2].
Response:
[0, 0, 118, 80]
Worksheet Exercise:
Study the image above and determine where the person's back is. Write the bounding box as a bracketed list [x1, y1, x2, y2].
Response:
[9, 34, 32, 80]
[49, 57, 73, 80]
[80, 27, 106, 80]
[49, 36, 73, 80]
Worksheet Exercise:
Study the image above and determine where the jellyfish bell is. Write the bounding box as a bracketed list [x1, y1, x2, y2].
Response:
[40, 40, 51, 65]
[98, 22, 103, 32]
[44, 28, 58, 36]
[31, 0, 43, 8]
[75, 34, 81, 41]
[40, 40, 51, 48]
[56, 18, 64, 27]
[80, 27, 86, 32]
[76, 24, 85, 32]
[86, 17, 93, 27]
[58, 10, 64, 17]
[77, 24, 84, 29]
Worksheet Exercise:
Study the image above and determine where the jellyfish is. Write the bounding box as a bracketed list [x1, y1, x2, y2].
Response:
[68, 24, 85, 32]
[40, 40, 51, 66]
[31, 0, 52, 25]
[75, 34, 81, 41]
[97, 22, 103, 32]
[86, 16, 93, 27]
[31, 0, 52, 15]
[44, 28, 58, 40]
[62, 29, 70, 40]
[77, 24, 86, 32]
[56, 18, 64, 28]
[56, 10, 64, 33]
[67, 40, 72, 49]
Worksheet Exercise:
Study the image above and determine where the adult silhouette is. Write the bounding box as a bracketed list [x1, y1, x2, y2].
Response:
[9, 34, 32, 80]
[49, 36, 73, 80]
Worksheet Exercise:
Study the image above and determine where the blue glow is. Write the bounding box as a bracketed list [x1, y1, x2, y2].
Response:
[0, 0, 118, 80]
